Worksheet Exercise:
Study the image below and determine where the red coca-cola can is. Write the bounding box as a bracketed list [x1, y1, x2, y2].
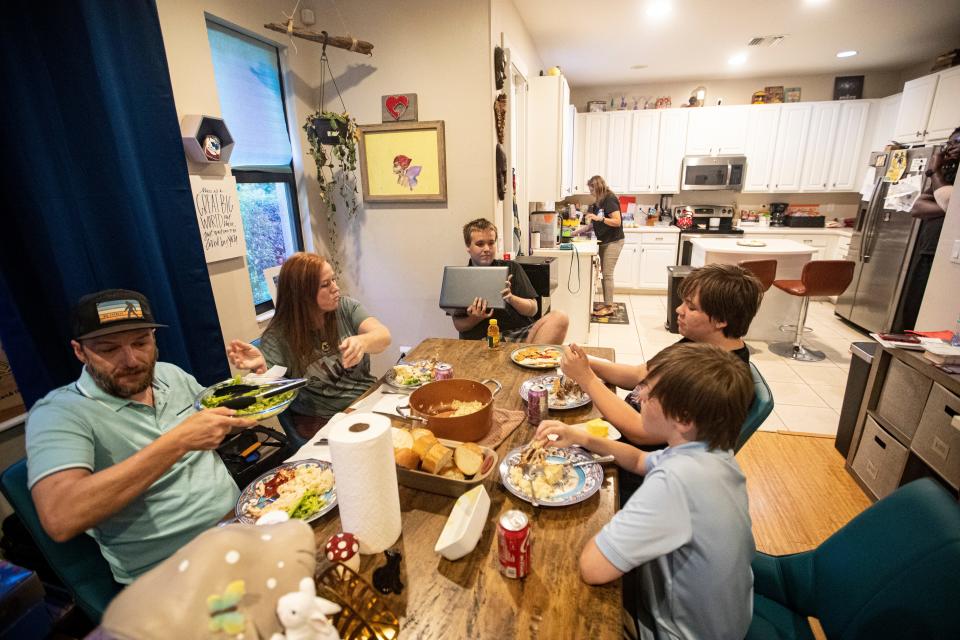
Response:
[526, 383, 548, 426]
[497, 510, 531, 579]
[433, 363, 453, 380]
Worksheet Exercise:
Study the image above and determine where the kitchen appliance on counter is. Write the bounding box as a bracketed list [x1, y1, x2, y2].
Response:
[529, 211, 559, 250]
[835, 146, 939, 334]
[674, 204, 744, 265]
[680, 155, 746, 191]
[514, 256, 558, 318]
[769, 202, 789, 226]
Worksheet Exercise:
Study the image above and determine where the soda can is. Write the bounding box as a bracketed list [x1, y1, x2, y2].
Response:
[497, 510, 531, 579]
[433, 363, 453, 381]
[526, 383, 548, 426]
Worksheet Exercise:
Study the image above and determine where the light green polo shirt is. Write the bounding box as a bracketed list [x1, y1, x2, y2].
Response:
[26, 362, 239, 583]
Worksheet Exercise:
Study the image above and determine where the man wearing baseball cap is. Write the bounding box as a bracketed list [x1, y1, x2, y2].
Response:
[25, 289, 255, 584]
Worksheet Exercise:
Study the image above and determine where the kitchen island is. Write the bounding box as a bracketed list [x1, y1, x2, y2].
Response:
[533, 240, 598, 343]
[689, 237, 815, 341]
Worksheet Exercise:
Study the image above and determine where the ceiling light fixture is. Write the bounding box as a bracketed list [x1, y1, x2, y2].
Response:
[631, 64, 649, 70]
[728, 52, 747, 66]
[836, 50, 858, 58]
[645, 1, 672, 19]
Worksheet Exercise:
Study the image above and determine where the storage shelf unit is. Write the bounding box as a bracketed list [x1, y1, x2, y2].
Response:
[180, 115, 235, 164]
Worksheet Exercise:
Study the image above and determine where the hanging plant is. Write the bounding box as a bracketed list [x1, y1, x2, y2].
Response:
[303, 33, 361, 276]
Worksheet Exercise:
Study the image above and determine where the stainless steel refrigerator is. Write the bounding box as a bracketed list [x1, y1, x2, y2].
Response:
[835, 146, 937, 333]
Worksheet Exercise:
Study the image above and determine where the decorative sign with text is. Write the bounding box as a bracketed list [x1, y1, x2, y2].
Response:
[189, 174, 246, 263]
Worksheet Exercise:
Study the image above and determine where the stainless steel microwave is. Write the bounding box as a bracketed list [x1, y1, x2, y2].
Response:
[680, 155, 746, 191]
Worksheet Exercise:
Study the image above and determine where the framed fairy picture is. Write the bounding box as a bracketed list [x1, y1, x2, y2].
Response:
[358, 120, 447, 203]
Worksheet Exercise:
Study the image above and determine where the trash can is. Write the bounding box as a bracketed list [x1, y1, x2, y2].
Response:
[835, 341, 877, 457]
[665, 265, 694, 333]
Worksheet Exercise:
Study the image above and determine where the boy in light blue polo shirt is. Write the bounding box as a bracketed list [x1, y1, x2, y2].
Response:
[26, 289, 255, 583]
[537, 342, 756, 639]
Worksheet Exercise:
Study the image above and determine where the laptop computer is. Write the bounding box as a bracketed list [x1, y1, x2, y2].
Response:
[439, 266, 509, 314]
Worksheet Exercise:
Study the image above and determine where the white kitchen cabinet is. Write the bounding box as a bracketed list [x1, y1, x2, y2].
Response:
[743, 105, 781, 192]
[893, 74, 938, 144]
[868, 94, 902, 154]
[638, 245, 675, 290]
[614, 241, 639, 288]
[801, 102, 842, 192]
[628, 111, 660, 192]
[926, 66, 960, 142]
[528, 74, 571, 201]
[829, 101, 871, 191]
[770, 104, 812, 192]
[573, 113, 587, 194]
[655, 110, 688, 193]
[583, 113, 608, 184]
[605, 111, 633, 193]
[561, 104, 575, 197]
[685, 106, 748, 156]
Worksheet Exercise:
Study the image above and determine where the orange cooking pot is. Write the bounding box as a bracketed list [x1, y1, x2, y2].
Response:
[400, 378, 502, 442]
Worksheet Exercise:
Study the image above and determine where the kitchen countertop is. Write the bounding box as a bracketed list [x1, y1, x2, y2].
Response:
[738, 225, 853, 237]
[533, 240, 600, 256]
[623, 225, 680, 233]
[690, 237, 816, 255]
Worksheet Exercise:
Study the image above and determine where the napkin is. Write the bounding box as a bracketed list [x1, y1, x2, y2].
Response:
[284, 412, 349, 464]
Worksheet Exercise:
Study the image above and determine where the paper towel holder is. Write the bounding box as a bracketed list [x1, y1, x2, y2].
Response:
[349, 423, 371, 433]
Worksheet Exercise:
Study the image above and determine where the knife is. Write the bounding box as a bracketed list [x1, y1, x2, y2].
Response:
[372, 410, 428, 424]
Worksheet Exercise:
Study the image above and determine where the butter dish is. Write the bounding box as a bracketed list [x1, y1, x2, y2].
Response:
[434, 485, 490, 561]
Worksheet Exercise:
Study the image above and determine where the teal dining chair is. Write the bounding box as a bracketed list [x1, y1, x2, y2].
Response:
[0, 459, 122, 623]
[736, 362, 774, 452]
[746, 478, 960, 640]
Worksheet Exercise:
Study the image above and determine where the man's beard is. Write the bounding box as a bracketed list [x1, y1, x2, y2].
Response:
[86, 350, 157, 398]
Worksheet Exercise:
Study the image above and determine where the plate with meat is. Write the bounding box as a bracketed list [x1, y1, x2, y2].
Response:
[518, 374, 591, 410]
[384, 359, 449, 389]
[510, 345, 562, 369]
[235, 459, 336, 524]
[498, 441, 603, 507]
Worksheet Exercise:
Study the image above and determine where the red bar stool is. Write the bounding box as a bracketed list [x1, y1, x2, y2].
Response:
[738, 259, 777, 292]
[770, 260, 855, 362]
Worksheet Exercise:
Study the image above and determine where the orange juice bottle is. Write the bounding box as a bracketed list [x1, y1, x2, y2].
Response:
[487, 319, 500, 349]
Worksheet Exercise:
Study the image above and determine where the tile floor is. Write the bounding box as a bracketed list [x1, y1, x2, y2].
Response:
[589, 294, 870, 437]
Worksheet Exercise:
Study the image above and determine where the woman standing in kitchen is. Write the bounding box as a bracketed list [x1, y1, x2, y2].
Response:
[584, 175, 624, 317]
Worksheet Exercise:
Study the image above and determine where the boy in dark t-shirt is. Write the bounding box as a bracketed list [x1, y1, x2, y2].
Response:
[452, 218, 568, 344]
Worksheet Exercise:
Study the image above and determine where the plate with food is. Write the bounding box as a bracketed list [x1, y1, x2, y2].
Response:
[195, 377, 305, 419]
[498, 441, 604, 507]
[518, 374, 590, 410]
[510, 345, 562, 369]
[384, 359, 449, 389]
[235, 459, 336, 525]
[736, 239, 767, 247]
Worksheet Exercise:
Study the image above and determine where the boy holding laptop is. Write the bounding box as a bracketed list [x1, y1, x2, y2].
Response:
[451, 218, 567, 344]
[536, 342, 755, 639]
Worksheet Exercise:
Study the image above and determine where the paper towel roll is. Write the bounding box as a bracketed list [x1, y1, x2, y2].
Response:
[328, 412, 402, 554]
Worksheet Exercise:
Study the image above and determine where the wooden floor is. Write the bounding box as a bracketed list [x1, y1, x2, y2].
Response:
[736, 431, 872, 556]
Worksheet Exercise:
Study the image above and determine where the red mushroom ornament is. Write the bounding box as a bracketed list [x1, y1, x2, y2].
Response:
[325, 532, 361, 574]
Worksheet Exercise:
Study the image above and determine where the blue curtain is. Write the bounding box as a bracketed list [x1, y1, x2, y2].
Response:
[0, 1, 229, 407]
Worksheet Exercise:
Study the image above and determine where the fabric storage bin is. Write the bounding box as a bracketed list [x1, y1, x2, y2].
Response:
[875, 359, 932, 444]
[911, 383, 960, 490]
[852, 416, 909, 499]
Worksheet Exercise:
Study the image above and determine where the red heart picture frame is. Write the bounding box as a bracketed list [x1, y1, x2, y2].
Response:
[385, 95, 409, 121]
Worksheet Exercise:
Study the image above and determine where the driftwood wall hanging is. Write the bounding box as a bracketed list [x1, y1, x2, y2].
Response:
[264, 21, 374, 56]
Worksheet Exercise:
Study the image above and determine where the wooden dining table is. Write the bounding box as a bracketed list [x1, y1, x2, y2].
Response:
[310, 337, 622, 639]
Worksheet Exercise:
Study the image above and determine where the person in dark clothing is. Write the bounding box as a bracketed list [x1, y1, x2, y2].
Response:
[560, 264, 762, 447]
[900, 126, 959, 330]
[452, 218, 568, 344]
[582, 175, 625, 316]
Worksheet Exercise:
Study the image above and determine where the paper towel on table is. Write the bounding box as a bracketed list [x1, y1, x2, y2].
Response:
[349, 385, 410, 414]
[327, 412, 402, 554]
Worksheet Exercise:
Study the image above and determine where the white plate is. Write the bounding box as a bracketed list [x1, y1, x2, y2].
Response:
[571, 421, 621, 440]
[518, 375, 591, 410]
[510, 345, 562, 369]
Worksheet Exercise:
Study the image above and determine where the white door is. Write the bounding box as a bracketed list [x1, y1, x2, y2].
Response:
[605, 111, 633, 193]
[893, 74, 938, 144]
[583, 113, 608, 184]
[685, 107, 716, 155]
[801, 102, 842, 192]
[743, 105, 781, 192]
[655, 110, 689, 192]
[561, 104, 575, 196]
[926, 66, 960, 141]
[715, 105, 749, 154]
[614, 243, 639, 289]
[573, 113, 587, 194]
[829, 101, 871, 191]
[638, 245, 675, 290]
[628, 111, 660, 192]
[770, 104, 812, 192]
